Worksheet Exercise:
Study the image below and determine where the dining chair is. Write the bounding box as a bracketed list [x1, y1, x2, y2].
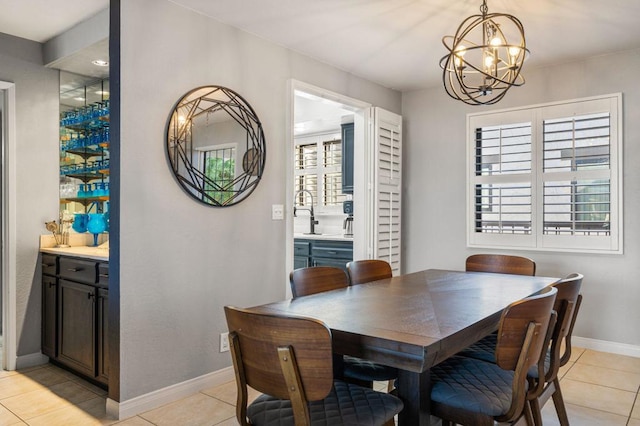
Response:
[289, 266, 349, 297]
[224, 306, 404, 426]
[528, 273, 583, 426]
[465, 254, 536, 276]
[346, 259, 392, 285]
[429, 286, 557, 426]
[289, 266, 398, 389]
[455, 274, 583, 426]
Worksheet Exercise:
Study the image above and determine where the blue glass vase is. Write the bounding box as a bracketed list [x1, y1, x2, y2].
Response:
[72, 213, 88, 233]
[87, 213, 107, 246]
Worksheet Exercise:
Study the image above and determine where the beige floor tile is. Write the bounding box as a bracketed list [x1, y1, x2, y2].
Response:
[0, 374, 49, 399]
[564, 362, 640, 392]
[1, 380, 101, 419]
[139, 392, 235, 426]
[0, 403, 25, 425]
[629, 418, 640, 426]
[26, 396, 116, 426]
[21, 365, 70, 387]
[214, 417, 239, 426]
[568, 346, 585, 363]
[632, 400, 640, 419]
[201, 380, 261, 406]
[557, 361, 573, 379]
[0, 369, 18, 379]
[559, 378, 636, 416]
[577, 349, 640, 373]
[540, 401, 628, 426]
[113, 416, 156, 425]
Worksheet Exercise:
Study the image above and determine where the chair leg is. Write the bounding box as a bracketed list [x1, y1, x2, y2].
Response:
[529, 398, 543, 426]
[523, 400, 535, 426]
[383, 419, 395, 426]
[551, 378, 570, 426]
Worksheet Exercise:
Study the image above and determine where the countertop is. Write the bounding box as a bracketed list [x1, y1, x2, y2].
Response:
[40, 246, 109, 261]
[294, 233, 353, 242]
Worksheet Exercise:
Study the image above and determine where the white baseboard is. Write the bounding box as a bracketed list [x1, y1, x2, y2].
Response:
[16, 352, 48, 370]
[572, 336, 640, 358]
[107, 366, 235, 420]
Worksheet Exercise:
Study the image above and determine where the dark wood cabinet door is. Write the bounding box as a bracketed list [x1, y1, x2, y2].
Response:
[41, 275, 57, 358]
[58, 279, 96, 378]
[97, 288, 109, 385]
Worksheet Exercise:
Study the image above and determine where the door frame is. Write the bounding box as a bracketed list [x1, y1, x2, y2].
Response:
[0, 80, 17, 370]
[286, 80, 371, 294]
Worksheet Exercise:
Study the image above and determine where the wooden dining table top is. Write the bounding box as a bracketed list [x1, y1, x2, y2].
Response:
[250, 268, 559, 426]
[251, 268, 558, 372]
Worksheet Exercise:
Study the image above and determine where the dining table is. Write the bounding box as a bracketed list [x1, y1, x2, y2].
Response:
[250, 268, 558, 426]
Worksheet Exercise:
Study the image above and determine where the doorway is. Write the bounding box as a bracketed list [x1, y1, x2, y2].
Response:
[286, 81, 372, 291]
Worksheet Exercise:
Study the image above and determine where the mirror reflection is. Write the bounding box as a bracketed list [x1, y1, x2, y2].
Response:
[166, 86, 265, 206]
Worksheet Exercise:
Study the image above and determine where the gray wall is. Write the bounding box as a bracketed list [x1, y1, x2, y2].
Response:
[402, 49, 640, 347]
[0, 33, 60, 358]
[119, 0, 401, 400]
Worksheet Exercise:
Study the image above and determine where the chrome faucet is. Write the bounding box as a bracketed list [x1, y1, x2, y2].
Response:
[293, 189, 319, 234]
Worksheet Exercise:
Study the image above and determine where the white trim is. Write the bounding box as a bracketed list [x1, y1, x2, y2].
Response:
[15, 352, 48, 370]
[107, 366, 235, 420]
[0, 81, 17, 371]
[572, 336, 640, 359]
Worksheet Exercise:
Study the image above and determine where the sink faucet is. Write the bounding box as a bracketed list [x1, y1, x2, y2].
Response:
[293, 189, 319, 234]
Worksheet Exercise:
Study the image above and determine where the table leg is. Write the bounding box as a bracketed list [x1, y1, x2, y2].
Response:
[396, 369, 431, 426]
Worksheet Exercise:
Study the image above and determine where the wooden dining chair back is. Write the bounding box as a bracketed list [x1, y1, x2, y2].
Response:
[529, 273, 583, 426]
[430, 286, 557, 426]
[466, 254, 536, 276]
[289, 266, 349, 298]
[290, 265, 398, 391]
[224, 306, 403, 426]
[347, 259, 392, 285]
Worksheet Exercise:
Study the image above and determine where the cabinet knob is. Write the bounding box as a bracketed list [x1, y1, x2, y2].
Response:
[67, 268, 83, 272]
[98, 273, 109, 278]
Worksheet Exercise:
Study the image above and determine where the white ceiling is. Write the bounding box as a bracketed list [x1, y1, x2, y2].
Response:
[2, 0, 640, 91]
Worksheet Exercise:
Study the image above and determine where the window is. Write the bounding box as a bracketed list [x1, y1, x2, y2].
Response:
[468, 94, 622, 253]
[294, 135, 345, 210]
[198, 144, 236, 205]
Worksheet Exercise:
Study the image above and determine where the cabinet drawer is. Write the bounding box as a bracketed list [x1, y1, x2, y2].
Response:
[42, 254, 58, 276]
[59, 258, 97, 284]
[311, 241, 353, 260]
[97, 263, 109, 287]
[294, 241, 311, 256]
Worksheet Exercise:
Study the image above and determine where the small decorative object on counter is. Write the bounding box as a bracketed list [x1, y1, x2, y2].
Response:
[72, 213, 88, 233]
[87, 213, 107, 247]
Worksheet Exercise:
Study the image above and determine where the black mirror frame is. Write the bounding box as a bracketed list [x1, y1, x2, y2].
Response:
[165, 85, 266, 207]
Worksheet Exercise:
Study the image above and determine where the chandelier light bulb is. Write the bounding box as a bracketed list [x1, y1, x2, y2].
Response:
[490, 37, 502, 46]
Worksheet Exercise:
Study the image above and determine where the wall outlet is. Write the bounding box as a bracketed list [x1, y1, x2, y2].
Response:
[219, 332, 229, 352]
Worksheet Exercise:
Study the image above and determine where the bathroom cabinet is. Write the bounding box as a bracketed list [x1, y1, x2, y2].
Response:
[41, 253, 109, 387]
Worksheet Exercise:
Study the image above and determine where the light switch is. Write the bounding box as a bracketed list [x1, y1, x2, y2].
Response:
[272, 204, 284, 220]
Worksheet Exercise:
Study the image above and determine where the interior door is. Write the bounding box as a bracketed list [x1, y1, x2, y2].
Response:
[364, 107, 402, 275]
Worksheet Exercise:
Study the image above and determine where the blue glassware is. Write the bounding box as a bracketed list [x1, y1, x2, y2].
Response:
[72, 213, 88, 233]
[87, 213, 107, 246]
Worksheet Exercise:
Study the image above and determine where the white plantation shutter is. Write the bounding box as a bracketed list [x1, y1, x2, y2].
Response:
[371, 108, 402, 275]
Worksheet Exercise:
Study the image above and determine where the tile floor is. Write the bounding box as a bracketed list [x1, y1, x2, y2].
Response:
[0, 347, 638, 425]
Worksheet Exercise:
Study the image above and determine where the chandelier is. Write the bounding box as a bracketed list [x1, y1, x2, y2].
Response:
[440, 0, 529, 105]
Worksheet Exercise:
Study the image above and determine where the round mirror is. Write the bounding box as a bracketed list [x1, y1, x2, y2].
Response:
[166, 86, 266, 206]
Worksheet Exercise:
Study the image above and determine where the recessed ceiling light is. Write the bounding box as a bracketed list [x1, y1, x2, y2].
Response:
[74, 97, 85, 101]
[92, 59, 109, 67]
[95, 90, 110, 96]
